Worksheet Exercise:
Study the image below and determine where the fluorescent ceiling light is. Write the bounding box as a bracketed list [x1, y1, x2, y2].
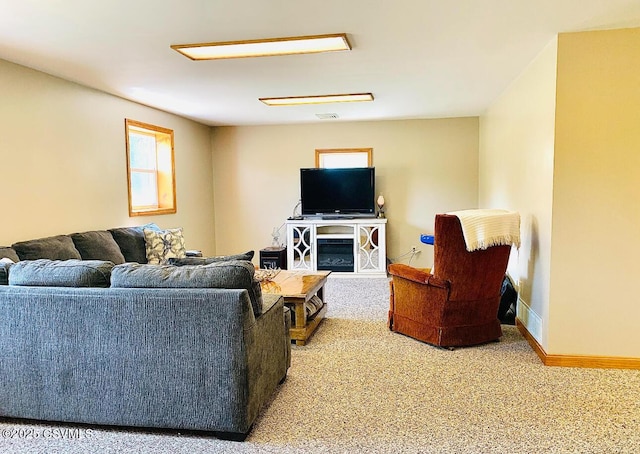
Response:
[259, 93, 374, 106]
[171, 33, 351, 60]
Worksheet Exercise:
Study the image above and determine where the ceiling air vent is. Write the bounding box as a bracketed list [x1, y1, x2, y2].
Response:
[316, 113, 339, 119]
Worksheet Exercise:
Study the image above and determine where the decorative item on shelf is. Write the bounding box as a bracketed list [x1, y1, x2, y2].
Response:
[271, 223, 285, 247]
[376, 194, 386, 218]
[291, 199, 302, 219]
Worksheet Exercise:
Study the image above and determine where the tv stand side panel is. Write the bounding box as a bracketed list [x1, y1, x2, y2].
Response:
[285, 218, 387, 277]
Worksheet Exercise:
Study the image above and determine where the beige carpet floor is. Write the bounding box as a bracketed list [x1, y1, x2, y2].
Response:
[2, 277, 639, 453]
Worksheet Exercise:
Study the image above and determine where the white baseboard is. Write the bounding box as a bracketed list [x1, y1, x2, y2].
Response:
[516, 296, 543, 342]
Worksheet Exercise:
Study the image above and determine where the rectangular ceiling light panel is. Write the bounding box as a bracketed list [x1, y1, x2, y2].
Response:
[260, 93, 374, 106]
[172, 33, 351, 60]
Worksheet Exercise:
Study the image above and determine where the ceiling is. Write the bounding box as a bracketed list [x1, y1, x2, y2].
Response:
[1, 0, 640, 127]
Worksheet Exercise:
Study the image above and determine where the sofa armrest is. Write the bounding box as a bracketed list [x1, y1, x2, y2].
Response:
[387, 263, 449, 289]
[245, 294, 289, 428]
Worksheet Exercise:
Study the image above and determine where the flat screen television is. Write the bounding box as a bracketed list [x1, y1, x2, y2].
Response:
[300, 167, 375, 217]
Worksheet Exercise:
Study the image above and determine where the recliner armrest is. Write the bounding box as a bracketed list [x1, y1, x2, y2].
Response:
[387, 263, 449, 289]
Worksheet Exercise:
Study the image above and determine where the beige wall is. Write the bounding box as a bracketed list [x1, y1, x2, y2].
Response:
[479, 38, 558, 349]
[550, 28, 640, 357]
[481, 27, 640, 358]
[210, 118, 479, 268]
[0, 58, 215, 254]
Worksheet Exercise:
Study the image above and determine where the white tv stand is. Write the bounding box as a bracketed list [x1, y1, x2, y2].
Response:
[285, 218, 387, 277]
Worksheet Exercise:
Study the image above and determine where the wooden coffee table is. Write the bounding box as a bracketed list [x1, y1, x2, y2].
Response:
[260, 270, 331, 346]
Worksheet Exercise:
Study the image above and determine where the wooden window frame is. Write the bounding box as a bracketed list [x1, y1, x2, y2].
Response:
[125, 119, 176, 217]
[315, 148, 373, 168]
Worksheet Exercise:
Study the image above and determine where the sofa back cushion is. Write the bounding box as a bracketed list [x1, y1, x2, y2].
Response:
[0, 260, 13, 285]
[12, 235, 82, 261]
[9, 259, 114, 287]
[111, 260, 263, 316]
[71, 230, 126, 264]
[0, 246, 20, 262]
[167, 250, 254, 266]
[1, 249, 18, 284]
[108, 223, 160, 264]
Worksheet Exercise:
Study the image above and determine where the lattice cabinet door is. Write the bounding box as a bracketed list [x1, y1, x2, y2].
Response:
[286, 223, 315, 271]
[357, 223, 386, 274]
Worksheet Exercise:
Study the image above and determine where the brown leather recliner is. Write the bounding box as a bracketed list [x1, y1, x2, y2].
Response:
[388, 214, 513, 348]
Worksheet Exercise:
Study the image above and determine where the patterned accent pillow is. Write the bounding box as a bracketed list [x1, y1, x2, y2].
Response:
[143, 227, 187, 265]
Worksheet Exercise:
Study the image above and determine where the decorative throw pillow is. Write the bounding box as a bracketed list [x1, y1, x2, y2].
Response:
[9, 259, 114, 288]
[143, 227, 187, 265]
[167, 250, 254, 266]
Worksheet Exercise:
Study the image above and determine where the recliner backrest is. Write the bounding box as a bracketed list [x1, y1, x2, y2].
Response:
[432, 214, 511, 302]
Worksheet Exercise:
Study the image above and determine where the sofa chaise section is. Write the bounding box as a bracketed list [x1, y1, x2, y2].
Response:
[0, 286, 288, 439]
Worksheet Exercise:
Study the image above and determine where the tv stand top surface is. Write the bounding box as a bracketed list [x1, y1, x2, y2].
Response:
[286, 216, 386, 224]
[306, 215, 375, 220]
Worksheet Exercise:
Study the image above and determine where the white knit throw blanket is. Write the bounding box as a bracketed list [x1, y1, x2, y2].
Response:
[447, 209, 521, 252]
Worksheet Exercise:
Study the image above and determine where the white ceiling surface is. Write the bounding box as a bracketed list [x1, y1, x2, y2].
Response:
[1, 1, 640, 126]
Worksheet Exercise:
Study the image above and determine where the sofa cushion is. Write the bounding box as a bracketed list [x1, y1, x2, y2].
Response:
[1, 250, 18, 286]
[143, 227, 187, 265]
[71, 230, 126, 264]
[9, 259, 114, 287]
[111, 260, 263, 316]
[0, 246, 20, 262]
[0, 259, 14, 285]
[0, 266, 8, 285]
[12, 235, 82, 261]
[108, 223, 160, 263]
[167, 250, 254, 266]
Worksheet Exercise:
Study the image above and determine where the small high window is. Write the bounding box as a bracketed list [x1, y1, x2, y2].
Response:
[315, 148, 372, 168]
[125, 119, 176, 216]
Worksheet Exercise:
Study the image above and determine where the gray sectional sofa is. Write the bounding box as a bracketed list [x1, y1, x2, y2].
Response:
[0, 225, 290, 440]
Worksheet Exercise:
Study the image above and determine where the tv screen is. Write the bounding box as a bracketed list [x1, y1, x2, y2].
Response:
[300, 167, 375, 217]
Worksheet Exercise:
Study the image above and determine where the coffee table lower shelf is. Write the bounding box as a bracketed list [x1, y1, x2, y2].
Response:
[259, 270, 331, 346]
[289, 302, 327, 346]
